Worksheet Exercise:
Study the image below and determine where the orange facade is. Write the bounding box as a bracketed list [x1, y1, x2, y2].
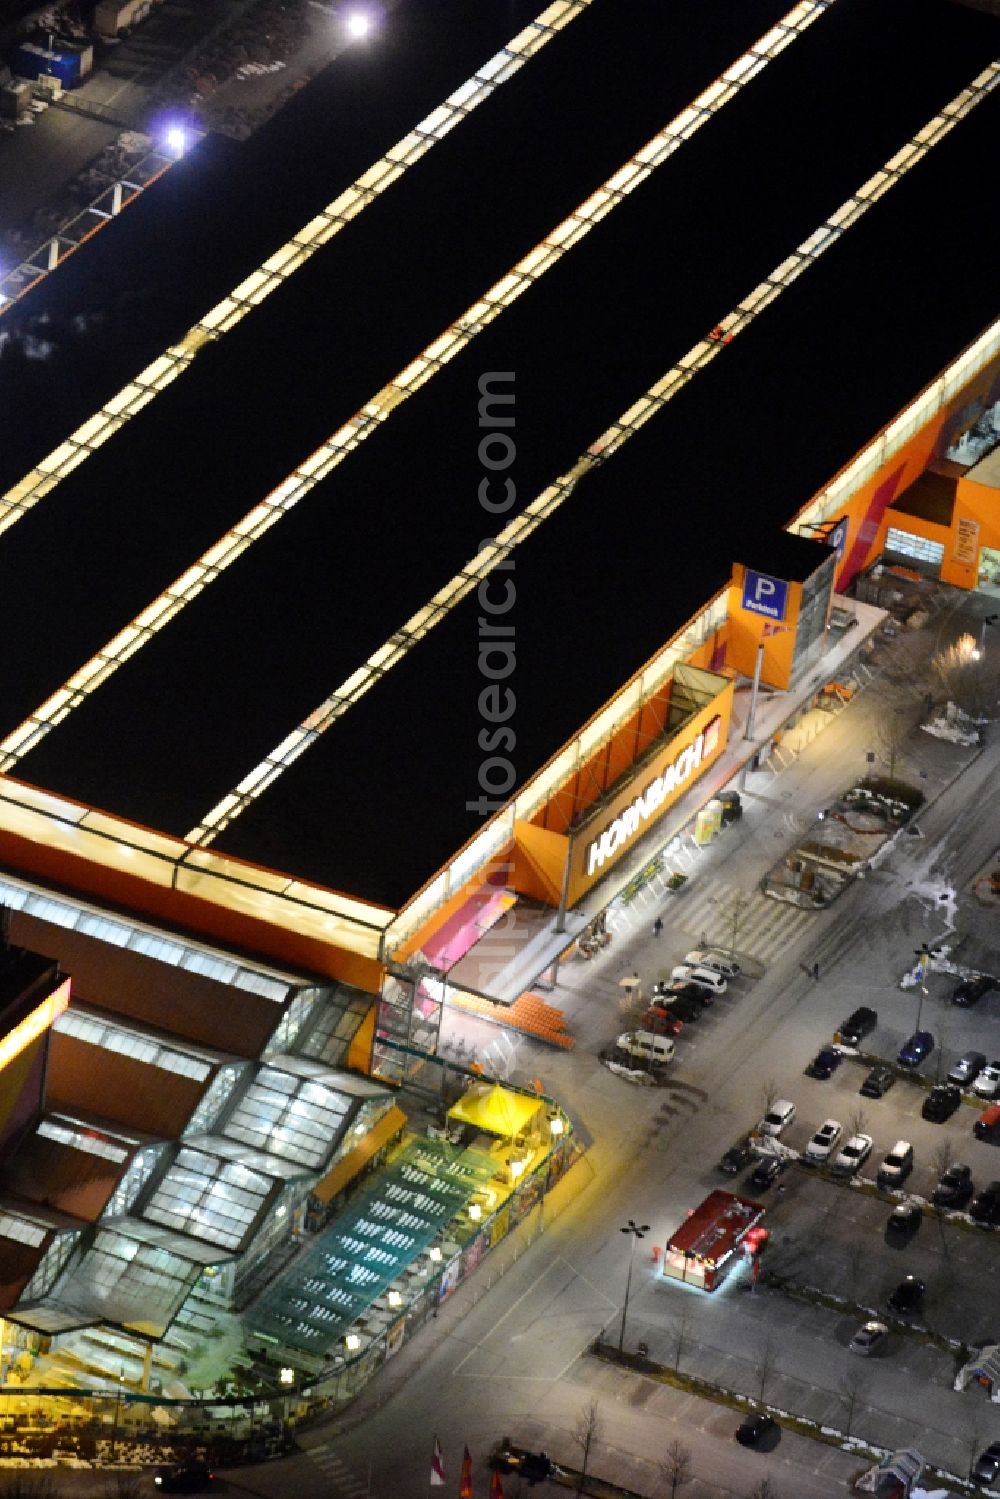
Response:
[814, 346, 1000, 592]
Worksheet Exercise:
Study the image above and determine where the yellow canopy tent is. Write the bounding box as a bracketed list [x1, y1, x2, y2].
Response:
[447, 1082, 542, 1139]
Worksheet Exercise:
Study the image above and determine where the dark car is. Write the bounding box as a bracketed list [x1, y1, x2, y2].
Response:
[972, 1443, 1000, 1485]
[805, 1047, 843, 1080]
[970, 1181, 1000, 1228]
[735, 1413, 777, 1448]
[932, 1162, 973, 1207]
[897, 1030, 934, 1068]
[155, 1462, 216, 1494]
[948, 1050, 987, 1087]
[666, 979, 714, 1008]
[922, 1083, 961, 1122]
[719, 1140, 754, 1176]
[659, 993, 701, 1024]
[886, 1201, 922, 1237]
[860, 1063, 895, 1099]
[887, 1275, 925, 1314]
[749, 1155, 785, 1191]
[836, 1007, 877, 1047]
[953, 974, 995, 1008]
[488, 1444, 562, 1485]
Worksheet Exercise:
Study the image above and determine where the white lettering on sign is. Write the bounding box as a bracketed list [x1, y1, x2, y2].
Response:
[585, 715, 722, 878]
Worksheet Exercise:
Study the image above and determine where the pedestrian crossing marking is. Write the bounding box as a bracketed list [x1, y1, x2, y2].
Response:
[610, 876, 817, 966]
[307, 1442, 371, 1497]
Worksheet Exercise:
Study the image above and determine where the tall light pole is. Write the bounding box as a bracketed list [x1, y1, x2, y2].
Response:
[617, 1220, 650, 1355]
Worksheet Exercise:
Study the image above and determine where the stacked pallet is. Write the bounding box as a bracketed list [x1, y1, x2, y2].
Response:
[450, 989, 574, 1048]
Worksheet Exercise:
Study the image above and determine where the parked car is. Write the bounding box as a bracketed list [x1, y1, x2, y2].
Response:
[684, 948, 741, 979]
[887, 1275, 925, 1314]
[671, 964, 727, 995]
[922, 1083, 961, 1122]
[719, 1139, 754, 1175]
[860, 1063, 895, 1099]
[897, 1030, 934, 1068]
[877, 1140, 914, 1188]
[836, 1007, 877, 1046]
[804, 1119, 843, 1164]
[615, 1031, 675, 1066]
[656, 993, 701, 1024]
[488, 1445, 563, 1484]
[886, 1201, 922, 1237]
[952, 974, 995, 1007]
[759, 1099, 796, 1137]
[948, 1050, 987, 1087]
[735, 1413, 776, 1447]
[749, 1154, 786, 1190]
[155, 1463, 216, 1494]
[666, 979, 715, 1008]
[831, 1132, 874, 1176]
[971, 1443, 1000, 1485]
[974, 1061, 1000, 1099]
[969, 1181, 1000, 1228]
[974, 1104, 1000, 1143]
[640, 1006, 684, 1037]
[805, 1046, 843, 1080]
[849, 1320, 888, 1356]
[931, 1162, 973, 1208]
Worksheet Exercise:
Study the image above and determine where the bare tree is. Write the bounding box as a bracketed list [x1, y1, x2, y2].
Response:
[931, 633, 993, 721]
[759, 1079, 780, 1118]
[670, 1306, 691, 1371]
[657, 1437, 693, 1498]
[930, 1137, 954, 1181]
[844, 1241, 868, 1299]
[572, 1400, 602, 1495]
[748, 1480, 779, 1499]
[714, 889, 755, 960]
[847, 1106, 870, 1139]
[756, 1338, 777, 1402]
[872, 702, 916, 782]
[838, 1373, 870, 1437]
[967, 1418, 992, 1479]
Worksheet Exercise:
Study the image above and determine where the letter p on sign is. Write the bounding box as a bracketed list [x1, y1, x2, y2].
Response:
[741, 569, 788, 622]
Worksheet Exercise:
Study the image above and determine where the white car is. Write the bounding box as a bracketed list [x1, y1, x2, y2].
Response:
[684, 948, 741, 980]
[831, 1132, 874, 1176]
[671, 963, 727, 994]
[804, 1118, 843, 1163]
[974, 1062, 1000, 1099]
[759, 1099, 796, 1136]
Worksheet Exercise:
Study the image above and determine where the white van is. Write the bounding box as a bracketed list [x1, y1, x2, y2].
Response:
[616, 1030, 676, 1066]
[877, 1139, 914, 1187]
[671, 963, 727, 994]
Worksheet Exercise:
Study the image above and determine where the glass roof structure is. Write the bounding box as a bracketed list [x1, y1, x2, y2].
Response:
[249, 1137, 496, 1356]
[14, 1222, 210, 1339]
[140, 1145, 279, 1253]
[219, 1058, 383, 1171]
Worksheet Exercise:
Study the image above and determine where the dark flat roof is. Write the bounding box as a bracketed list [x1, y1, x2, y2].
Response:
[3, 0, 1000, 907]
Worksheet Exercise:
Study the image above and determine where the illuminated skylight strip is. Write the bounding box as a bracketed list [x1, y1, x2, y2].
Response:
[183, 60, 1000, 846]
[0, 0, 595, 537]
[0, 0, 835, 776]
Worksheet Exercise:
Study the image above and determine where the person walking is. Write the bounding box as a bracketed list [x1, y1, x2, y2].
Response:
[653, 916, 663, 938]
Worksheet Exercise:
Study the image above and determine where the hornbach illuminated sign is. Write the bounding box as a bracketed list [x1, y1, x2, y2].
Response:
[0, 977, 71, 1075]
[585, 716, 722, 878]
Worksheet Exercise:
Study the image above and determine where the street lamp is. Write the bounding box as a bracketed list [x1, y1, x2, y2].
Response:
[617, 1220, 650, 1355]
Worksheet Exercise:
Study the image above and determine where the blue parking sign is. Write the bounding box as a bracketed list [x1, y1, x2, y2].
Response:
[742, 570, 788, 621]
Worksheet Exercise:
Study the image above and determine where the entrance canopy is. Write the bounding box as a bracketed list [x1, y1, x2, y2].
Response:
[448, 1083, 543, 1140]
